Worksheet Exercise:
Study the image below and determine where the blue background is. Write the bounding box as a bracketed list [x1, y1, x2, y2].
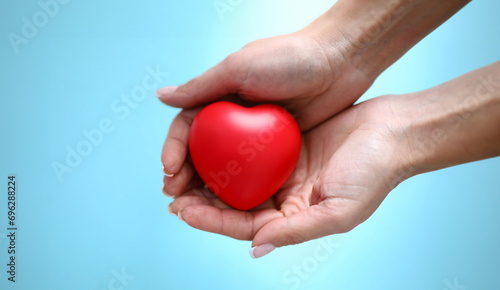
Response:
[1, 0, 499, 289]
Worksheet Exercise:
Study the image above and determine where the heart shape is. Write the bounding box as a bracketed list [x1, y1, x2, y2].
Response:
[189, 102, 301, 210]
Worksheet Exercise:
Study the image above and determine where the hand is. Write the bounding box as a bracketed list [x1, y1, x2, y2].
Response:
[157, 0, 471, 132]
[157, 33, 373, 133]
[157, 33, 373, 181]
[157, 0, 475, 258]
[165, 95, 410, 258]
[157, 0, 469, 177]
[162, 61, 500, 258]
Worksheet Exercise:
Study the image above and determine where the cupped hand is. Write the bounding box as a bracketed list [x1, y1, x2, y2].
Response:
[158, 33, 373, 178]
[163, 94, 412, 258]
[157, 32, 372, 132]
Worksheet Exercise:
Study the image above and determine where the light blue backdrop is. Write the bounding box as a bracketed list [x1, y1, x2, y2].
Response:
[0, 0, 499, 289]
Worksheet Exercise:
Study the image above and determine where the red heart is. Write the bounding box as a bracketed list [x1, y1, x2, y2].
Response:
[189, 102, 301, 210]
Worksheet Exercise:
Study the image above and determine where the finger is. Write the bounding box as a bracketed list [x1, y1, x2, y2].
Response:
[162, 161, 196, 197]
[185, 185, 217, 199]
[167, 189, 212, 215]
[250, 198, 357, 258]
[176, 179, 209, 198]
[156, 56, 242, 108]
[170, 194, 231, 212]
[175, 204, 283, 241]
[171, 185, 278, 211]
[161, 108, 201, 176]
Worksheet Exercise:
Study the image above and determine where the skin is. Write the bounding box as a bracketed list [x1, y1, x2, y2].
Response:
[156, 0, 491, 257]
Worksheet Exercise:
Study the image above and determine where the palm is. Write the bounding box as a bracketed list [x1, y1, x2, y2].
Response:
[169, 96, 405, 243]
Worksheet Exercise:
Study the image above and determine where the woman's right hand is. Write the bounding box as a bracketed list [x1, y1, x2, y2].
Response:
[157, 32, 373, 132]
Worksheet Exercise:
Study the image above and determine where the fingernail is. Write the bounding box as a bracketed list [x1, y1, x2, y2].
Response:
[249, 244, 276, 259]
[155, 86, 178, 98]
[162, 165, 174, 177]
[167, 203, 176, 215]
[162, 188, 174, 198]
[177, 208, 185, 222]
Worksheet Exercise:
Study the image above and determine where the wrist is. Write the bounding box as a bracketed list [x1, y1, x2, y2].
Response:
[395, 62, 500, 175]
[300, 0, 470, 81]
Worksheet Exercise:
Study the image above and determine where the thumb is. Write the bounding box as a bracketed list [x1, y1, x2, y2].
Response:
[250, 200, 355, 259]
[155, 56, 242, 108]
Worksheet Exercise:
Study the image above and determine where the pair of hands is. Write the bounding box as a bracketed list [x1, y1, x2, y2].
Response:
[156, 0, 500, 259]
[157, 34, 414, 258]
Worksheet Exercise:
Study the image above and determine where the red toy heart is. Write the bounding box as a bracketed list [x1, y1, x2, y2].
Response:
[188, 102, 301, 210]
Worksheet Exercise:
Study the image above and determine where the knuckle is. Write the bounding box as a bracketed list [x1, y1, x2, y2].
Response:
[221, 53, 242, 77]
[223, 51, 241, 66]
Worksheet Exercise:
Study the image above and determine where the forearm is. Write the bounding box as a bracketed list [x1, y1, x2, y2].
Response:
[302, 0, 471, 80]
[400, 62, 500, 175]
